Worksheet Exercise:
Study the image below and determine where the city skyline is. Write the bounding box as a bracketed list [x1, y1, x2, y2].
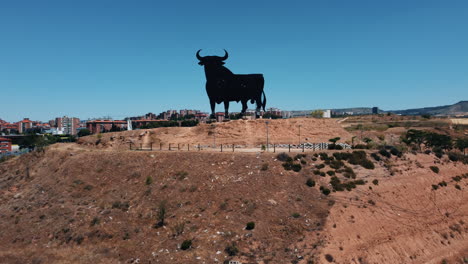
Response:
[1, 1, 468, 121]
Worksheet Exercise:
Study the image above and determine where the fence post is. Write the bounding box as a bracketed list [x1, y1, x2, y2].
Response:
[169, 143, 171, 151]
[178, 144, 180, 150]
[140, 143, 142, 150]
[232, 144, 234, 152]
[273, 144, 276, 153]
[289, 144, 291, 152]
[129, 143, 132, 150]
[198, 144, 200, 151]
[160, 143, 162, 150]
[221, 144, 223, 152]
[188, 144, 190, 151]
[150, 142, 152, 151]
[302, 144, 305, 152]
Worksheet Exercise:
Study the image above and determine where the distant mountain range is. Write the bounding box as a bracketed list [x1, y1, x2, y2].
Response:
[388, 101, 468, 116]
[289, 101, 468, 117]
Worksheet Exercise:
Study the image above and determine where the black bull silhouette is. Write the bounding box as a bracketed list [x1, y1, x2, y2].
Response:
[196, 50, 266, 118]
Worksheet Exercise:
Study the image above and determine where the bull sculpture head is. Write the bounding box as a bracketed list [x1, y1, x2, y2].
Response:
[196, 49, 228, 66]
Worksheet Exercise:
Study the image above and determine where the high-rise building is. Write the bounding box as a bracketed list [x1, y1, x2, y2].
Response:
[55, 116, 80, 135]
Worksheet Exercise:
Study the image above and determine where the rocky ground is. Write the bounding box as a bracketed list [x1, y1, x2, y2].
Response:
[1, 118, 467, 264]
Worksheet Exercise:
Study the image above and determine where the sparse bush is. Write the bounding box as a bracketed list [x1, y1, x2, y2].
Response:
[432, 184, 439, 190]
[379, 149, 391, 158]
[176, 171, 188, 180]
[430, 166, 439, 174]
[360, 159, 375, 169]
[180, 239, 192, 250]
[172, 222, 185, 237]
[438, 181, 447, 187]
[325, 254, 334, 262]
[294, 154, 306, 160]
[291, 164, 302, 172]
[145, 176, 153, 185]
[282, 162, 292, 170]
[389, 147, 402, 157]
[320, 171, 326, 177]
[342, 166, 356, 179]
[448, 152, 460, 162]
[291, 213, 300, 218]
[306, 178, 316, 187]
[455, 184, 461, 190]
[315, 164, 325, 169]
[277, 152, 290, 162]
[333, 152, 351, 161]
[225, 243, 239, 256]
[112, 201, 130, 211]
[261, 163, 269, 171]
[326, 170, 335, 176]
[84, 185, 93, 191]
[330, 159, 344, 169]
[424, 149, 431, 155]
[371, 153, 381, 161]
[300, 159, 307, 165]
[453, 176, 462, 182]
[372, 179, 379, 185]
[353, 144, 368, 149]
[90, 217, 100, 226]
[245, 222, 255, 230]
[320, 186, 331, 195]
[368, 199, 376, 206]
[154, 200, 167, 228]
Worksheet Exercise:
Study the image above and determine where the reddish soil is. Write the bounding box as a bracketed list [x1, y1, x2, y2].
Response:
[1, 118, 467, 264]
[77, 118, 353, 150]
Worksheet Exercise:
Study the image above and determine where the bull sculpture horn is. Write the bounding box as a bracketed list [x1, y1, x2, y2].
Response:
[220, 49, 228, 60]
[196, 49, 203, 60]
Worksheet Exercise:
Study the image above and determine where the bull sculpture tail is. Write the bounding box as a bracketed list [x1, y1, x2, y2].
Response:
[262, 90, 267, 111]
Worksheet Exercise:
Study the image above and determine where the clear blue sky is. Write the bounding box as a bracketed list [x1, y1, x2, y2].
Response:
[1, 0, 467, 121]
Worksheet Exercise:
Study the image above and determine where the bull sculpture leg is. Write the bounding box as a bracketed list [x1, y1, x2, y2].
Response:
[255, 96, 262, 118]
[210, 99, 216, 119]
[224, 100, 230, 118]
[241, 100, 248, 116]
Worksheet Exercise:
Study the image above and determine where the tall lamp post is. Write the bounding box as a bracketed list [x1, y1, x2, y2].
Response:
[298, 124, 302, 146]
[265, 121, 270, 152]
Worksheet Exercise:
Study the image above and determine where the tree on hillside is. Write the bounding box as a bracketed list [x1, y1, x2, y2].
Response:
[402, 129, 426, 151]
[425, 133, 452, 150]
[455, 138, 468, 155]
[310, 110, 324, 118]
[78, 129, 91, 137]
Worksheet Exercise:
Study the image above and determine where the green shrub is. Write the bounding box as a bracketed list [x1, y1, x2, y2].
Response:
[277, 152, 290, 161]
[320, 171, 326, 177]
[90, 217, 100, 226]
[282, 162, 293, 170]
[145, 176, 153, 185]
[294, 154, 306, 160]
[315, 164, 325, 169]
[448, 152, 460, 162]
[360, 159, 375, 169]
[389, 147, 402, 157]
[372, 179, 379, 185]
[353, 144, 368, 149]
[432, 184, 439, 190]
[330, 159, 344, 169]
[438, 181, 447, 187]
[326, 170, 335, 176]
[333, 152, 352, 161]
[306, 178, 316, 187]
[325, 254, 334, 262]
[225, 243, 239, 256]
[452, 176, 462, 182]
[320, 187, 331, 195]
[455, 184, 461, 190]
[300, 159, 307, 165]
[370, 153, 381, 161]
[180, 239, 192, 250]
[292, 164, 302, 172]
[343, 166, 356, 179]
[291, 213, 300, 218]
[313, 170, 321, 175]
[379, 149, 391, 158]
[430, 166, 439, 174]
[261, 163, 269, 171]
[246, 222, 255, 230]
